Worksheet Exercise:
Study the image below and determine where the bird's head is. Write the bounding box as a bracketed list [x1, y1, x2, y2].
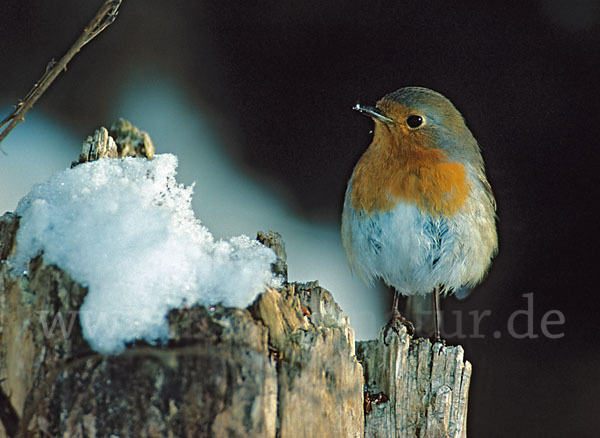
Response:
[354, 87, 480, 165]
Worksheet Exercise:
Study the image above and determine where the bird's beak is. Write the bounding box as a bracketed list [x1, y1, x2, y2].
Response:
[353, 104, 395, 124]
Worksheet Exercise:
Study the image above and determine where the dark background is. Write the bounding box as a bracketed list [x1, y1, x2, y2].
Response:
[1, 1, 598, 436]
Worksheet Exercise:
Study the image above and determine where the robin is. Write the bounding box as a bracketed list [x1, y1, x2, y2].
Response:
[341, 87, 498, 342]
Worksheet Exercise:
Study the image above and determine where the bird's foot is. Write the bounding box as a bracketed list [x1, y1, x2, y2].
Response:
[431, 333, 446, 346]
[383, 309, 415, 345]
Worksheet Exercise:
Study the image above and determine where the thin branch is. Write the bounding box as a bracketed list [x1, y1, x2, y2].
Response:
[0, 0, 123, 147]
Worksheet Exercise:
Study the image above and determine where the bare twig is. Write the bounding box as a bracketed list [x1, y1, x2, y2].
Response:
[0, 0, 123, 147]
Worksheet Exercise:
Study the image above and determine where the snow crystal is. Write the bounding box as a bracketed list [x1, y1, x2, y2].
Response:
[11, 154, 280, 353]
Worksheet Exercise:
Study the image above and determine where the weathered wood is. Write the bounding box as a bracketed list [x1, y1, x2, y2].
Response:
[250, 283, 364, 438]
[357, 328, 471, 438]
[71, 119, 155, 167]
[0, 216, 364, 437]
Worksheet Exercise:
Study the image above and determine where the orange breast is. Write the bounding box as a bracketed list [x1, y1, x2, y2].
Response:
[350, 135, 469, 216]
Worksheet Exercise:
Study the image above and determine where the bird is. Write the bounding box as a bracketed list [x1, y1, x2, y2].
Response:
[341, 86, 498, 342]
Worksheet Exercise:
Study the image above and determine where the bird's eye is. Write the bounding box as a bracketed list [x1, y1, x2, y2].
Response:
[406, 115, 423, 129]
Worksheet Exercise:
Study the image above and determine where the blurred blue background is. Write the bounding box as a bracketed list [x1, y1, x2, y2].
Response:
[1, 1, 598, 436]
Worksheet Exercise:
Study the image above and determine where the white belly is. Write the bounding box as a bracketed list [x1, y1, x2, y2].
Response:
[341, 182, 496, 296]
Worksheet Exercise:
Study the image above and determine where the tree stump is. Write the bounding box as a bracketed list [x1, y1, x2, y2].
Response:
[0, 219, 364, 437]
[357, 329, 471, 437]
[0, 189, 471, 437]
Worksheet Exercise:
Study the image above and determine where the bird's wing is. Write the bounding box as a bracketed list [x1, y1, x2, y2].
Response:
[477, 168, 497, 212]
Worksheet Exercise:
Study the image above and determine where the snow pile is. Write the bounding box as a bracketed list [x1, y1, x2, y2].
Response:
[11, 154, 280, 353]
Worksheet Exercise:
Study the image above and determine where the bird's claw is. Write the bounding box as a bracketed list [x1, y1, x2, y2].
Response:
[383, 310, 415, 345]
[431, 334, 446, 346]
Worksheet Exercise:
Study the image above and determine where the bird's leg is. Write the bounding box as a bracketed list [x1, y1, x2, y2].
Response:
[432, 287, 443, 344]
[383, 290, 415, 345]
